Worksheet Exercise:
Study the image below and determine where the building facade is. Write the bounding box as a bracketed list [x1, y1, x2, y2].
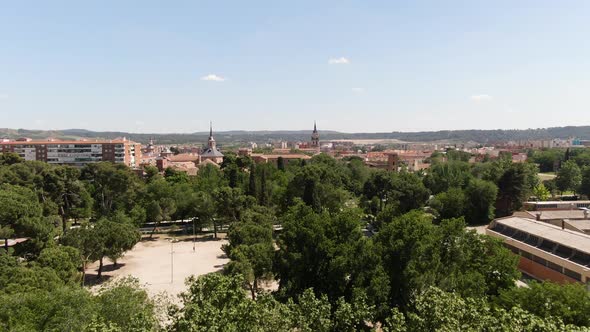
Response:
[0, 138, 142, 167]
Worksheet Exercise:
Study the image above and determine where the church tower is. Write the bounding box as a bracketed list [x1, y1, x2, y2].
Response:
[208, 121, 216, 150]
[201, 121, 224, 164]
[311, 121, 319, 148]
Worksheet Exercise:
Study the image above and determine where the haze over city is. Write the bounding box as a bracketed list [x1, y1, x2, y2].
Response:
[2, 1, 590, 133]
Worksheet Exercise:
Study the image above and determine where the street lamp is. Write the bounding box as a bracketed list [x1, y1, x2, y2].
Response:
[169, 237, 177, 284]
[192, 217, 199, 252]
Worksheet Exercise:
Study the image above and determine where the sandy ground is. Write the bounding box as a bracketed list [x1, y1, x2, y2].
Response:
[538, 173, 557, 181]
[87, 235, 229, 298]
[467, 225, 488, 235]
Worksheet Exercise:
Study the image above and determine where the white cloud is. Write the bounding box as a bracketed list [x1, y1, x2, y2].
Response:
[328, 57, 350, 65]
[470, 94, 493, 102]
[201, 74, 226, 82]
[351, 87, 364, 93]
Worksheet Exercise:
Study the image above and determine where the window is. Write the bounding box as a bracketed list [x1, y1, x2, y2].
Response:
[532, 255, 547, 266]
[539, 239, 556, 252]
[564, 268, 582, 281]
[513, 231, 528, 242]
[547, 261, 563, 273]
[524, 235, 539, 246]
[504, 243, 520, 254]
[554, 245, 573, 259]
[570, 251, 590, 266]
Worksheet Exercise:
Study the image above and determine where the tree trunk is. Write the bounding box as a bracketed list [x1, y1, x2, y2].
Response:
[250, 282, 256, 300]
[61, 213, 67, 235]
[3, 238, 8, 252]
[150, 223, 158, 239]
[97, 257, 104, 279]
[82, 260, 87, 286]
[213, 220, 218, 239]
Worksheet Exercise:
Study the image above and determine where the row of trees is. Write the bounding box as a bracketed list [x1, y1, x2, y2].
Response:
[168, 273, 590, 332]
[2, 147, 590, 330]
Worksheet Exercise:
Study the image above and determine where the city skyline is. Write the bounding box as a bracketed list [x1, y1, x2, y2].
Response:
[2, 1, 590, 133]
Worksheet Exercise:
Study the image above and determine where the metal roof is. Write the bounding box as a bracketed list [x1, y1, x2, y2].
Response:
[492, 217, 590, 255]
[200, 148, 224, 157]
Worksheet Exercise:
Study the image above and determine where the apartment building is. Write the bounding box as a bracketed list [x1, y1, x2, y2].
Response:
[0, 138, 142, 167]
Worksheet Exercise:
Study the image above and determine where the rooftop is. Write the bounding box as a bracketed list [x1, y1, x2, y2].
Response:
[524, 200, 590, 206]
[253, 154, 312, 160]
[168, 153, 200, 162]
[200, 148, 224, 157]
[0, 138, 134, 145]
[490, 216, 590, 255]
[520, 210, 590, 220]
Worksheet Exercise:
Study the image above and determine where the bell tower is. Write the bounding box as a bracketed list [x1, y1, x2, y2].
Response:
[208, 121, 216, 150]
[311, 121, 319, 148]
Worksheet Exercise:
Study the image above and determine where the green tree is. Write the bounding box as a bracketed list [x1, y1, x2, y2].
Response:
[533, 183, 552, 201]
[429, 187, 466, 220]
[81, 162, 143, 218]
[0, 152, 23, 166]
[0, 184, 51, 253]
[62, 219, 139, 280]
[580, 166, 590, 198]
[46, 166, 93, 234]
[496, 281, 590, 327]
[144, 178, 177, 237]
[94, 277, 160, 331]
[94, 219, 140, 277]
[423, 161, 472, 194]
[277, 156, 286, 171]
[247, 163, 257, 197]
[223, 219, 274, 299]
[495, 163, 530, 217]
[213, 186, 255, 233]
[556, 160, 582, 194]
[276, 202, 388, 308]
[36, 246, 81, 284]
[464, 179, 498, 225]
[0, 286, 97, 332]
[164, 167, 190, 185]
[532, 149, 564, 173]
[394, 287, 574, 332]
[61, 225, 103, 283]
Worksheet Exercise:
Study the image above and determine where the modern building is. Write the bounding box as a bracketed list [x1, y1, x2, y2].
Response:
[523, 201, 590, 211]
[0, 138, 142, 167]
[487, 216, 590, 287]
[200, 122, 224, 164]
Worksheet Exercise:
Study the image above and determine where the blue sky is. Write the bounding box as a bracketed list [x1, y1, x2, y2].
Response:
[1, 1, 589, 133]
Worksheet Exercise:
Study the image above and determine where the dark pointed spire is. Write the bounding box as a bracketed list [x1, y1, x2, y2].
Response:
[313, 121, 317, 132]
[209, 121, 213, 138]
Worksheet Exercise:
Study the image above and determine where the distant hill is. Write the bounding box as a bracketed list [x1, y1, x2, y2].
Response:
[1, 126, 589, 145]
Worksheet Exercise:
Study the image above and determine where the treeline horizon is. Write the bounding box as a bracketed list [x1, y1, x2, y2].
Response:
[2, 125, 590, 144]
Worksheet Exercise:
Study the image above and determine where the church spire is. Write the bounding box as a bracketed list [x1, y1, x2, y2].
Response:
[208, 121, 216, 150]
[311, 121, 319, 148]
